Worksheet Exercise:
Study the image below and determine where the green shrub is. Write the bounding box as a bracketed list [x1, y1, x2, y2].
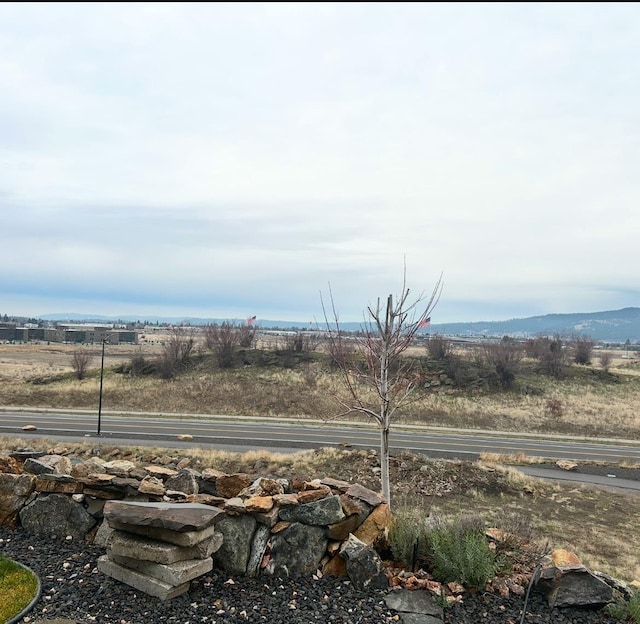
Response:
[427, 518, 497, 590]
[607, 592, 640, 623]
[389, 507, 430, 568]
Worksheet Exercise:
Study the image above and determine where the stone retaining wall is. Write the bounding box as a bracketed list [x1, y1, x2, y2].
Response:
[0, 449, 391, 584]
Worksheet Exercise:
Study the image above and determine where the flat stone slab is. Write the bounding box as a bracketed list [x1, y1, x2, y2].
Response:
[107, 520, 220, 547]
[110, 554, 213, 585]
[109, 530, 220, 564]
[98, 555, 190, 600]
[345, 484, 386, 506]
[385, 589, 443, 618]
[104, 501, 224, 532]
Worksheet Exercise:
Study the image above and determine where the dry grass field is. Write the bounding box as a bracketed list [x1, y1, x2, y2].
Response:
[1, 339, 639, 440]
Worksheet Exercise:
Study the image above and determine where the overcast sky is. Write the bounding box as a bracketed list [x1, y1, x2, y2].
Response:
[1, 3, 639, 323]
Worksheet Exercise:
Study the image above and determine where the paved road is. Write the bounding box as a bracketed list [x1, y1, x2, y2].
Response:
[1, 410, 639, 465]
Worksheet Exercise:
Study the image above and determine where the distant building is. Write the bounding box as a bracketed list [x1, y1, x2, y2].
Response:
[0, 322, 137, 344]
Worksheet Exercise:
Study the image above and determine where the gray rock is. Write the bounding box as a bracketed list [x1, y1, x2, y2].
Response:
[107, 520, 220, 547]
[98, 555, 190, 600]
[165, 469, 199, 495]
[23, 458, 55, 476]
[102, 460, 137, 477]
[9, 449, 46, 462]
[85, 496, 106, 518]
[279, 494, 345, 526]
[384, 588, 443, 617]
[536, 565, 614, 608]
[109, 554, 213, 585]
[215, 514, 257, 576]
[345, 483, 386, 506]
[103, 501, 224, 532]
[267, 522, 327, 578]
[93, 519, 115, 548]
[339, 534, 388, 590]
[19, 493, 96, 540]
[38, 454, 72, 475]
[0, 473, 36, 526]
[239, 477, 285, 498]
[109, 530, 220, 563]
[247, 525, 270, 578]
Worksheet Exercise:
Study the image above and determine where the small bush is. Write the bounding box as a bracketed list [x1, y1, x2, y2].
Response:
[389, 508, 430, 568]
[129, 353, 156, 376]
[70, 350, 93, 380]
[572, 335, 595, 365]
[607, 591, 640, 623]
[157, 329, 196, 379]
[545, 397, 563, 419]
[426, 335, 450, 360]
[427, 517, 497, 589]
[483, 338, 523, 389]
[599, 351, 613, 373]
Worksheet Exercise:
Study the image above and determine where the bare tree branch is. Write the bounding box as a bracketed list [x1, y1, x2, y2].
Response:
[321, 270, 443, 507]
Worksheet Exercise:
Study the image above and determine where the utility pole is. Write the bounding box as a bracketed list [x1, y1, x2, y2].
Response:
[97, 334, 114, 435]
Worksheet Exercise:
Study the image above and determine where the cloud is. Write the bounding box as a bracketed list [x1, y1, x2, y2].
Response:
[0, 4, 639, 321]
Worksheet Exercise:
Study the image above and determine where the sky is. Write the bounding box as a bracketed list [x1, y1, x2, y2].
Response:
[1, 3, 639, 323]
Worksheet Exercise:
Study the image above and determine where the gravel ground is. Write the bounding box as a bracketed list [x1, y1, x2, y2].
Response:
[0, 527, 620, 624]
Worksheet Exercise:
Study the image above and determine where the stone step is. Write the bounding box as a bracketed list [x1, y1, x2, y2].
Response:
[98, 555, 190, 600]
[110, 554, 213, 586]
[104, 500, 225, 532]
[107, 519, 220, 547]
[109, 530, 221, 564]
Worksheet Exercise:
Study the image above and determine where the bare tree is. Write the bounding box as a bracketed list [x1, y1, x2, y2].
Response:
[322, 271, 442, 508]
[238, 323, 257, 348]
[572, 335, 595, 365]
[426, 334, 450, 360]
[204, 322, 244, 368]
[70, 350, 93, 380]
[598, 351, 612, 373]
[157, 328, 196, 379]
[278, 331, 322, 353]
[527, 334, 567, 378]
[483, 337, 523, 389]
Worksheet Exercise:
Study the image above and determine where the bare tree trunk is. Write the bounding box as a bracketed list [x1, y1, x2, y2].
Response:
[380, 424, 391, 505]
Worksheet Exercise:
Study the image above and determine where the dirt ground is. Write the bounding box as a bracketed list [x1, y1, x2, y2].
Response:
[0, 342, 162, 382]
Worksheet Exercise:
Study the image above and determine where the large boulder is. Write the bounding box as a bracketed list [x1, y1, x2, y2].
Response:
[215, 513, 257, 576]
[339, 534, 388, 590]
[536, 551, 615, 609]
[19, 493, 96, 539]
[267, 522, 327, 578]
[0, 473, 36, 527]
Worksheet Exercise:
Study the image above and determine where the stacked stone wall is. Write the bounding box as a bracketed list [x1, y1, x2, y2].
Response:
[0, 448, 391, 589]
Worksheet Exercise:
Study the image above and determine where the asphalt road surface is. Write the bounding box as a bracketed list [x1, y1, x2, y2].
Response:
[1, 409, 639, 465]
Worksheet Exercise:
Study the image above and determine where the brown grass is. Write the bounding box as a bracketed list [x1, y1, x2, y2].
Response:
[1, 343, 640, 440]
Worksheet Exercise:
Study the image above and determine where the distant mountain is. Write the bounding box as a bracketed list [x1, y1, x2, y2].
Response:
[429, 307, 640, 343]
[36, 307, 640, 342]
